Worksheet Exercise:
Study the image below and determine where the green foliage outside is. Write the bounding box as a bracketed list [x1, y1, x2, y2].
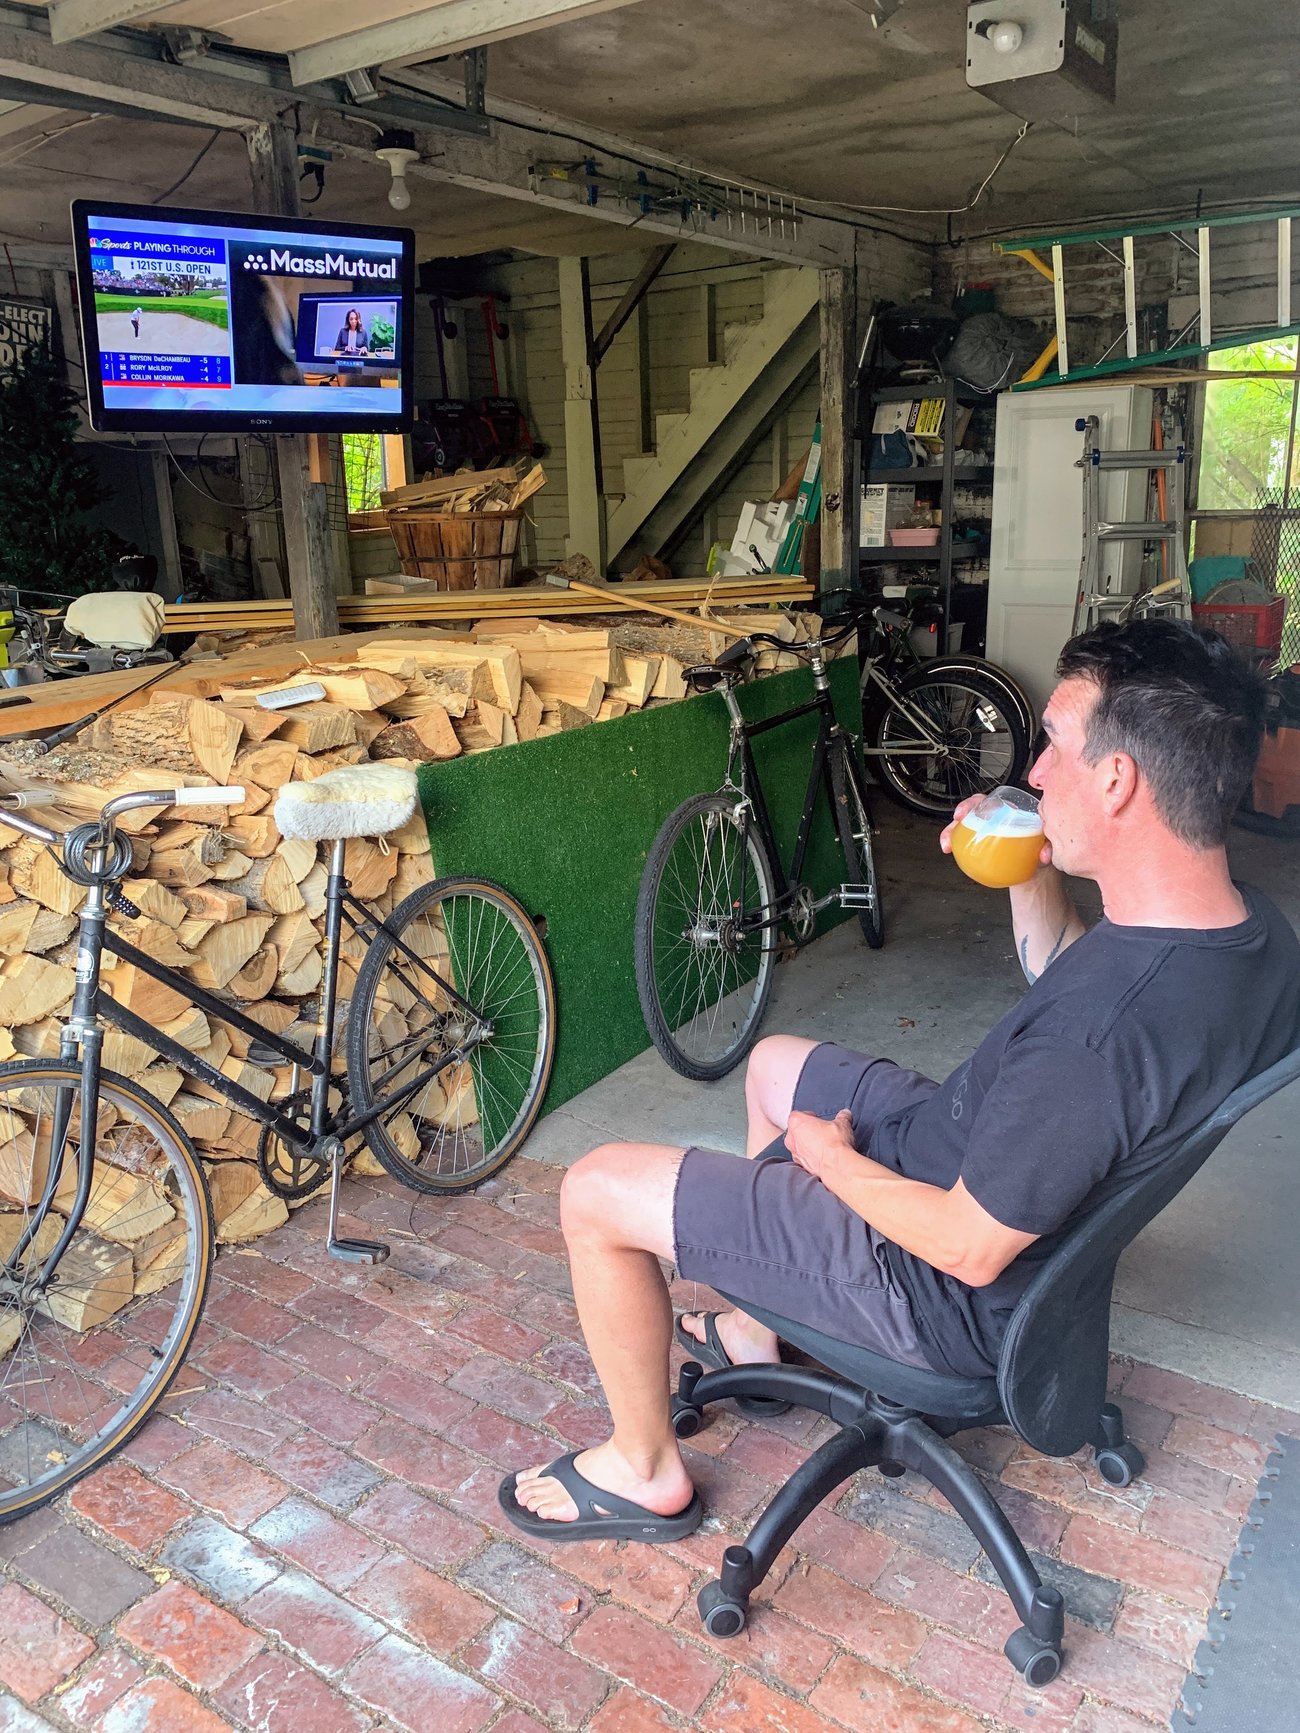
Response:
[1198, 338, 1298, 511]
[343, 433, 384, 513]
[94, 293, 230, 332]
[0, 340, 122, 600]
[369, 316, 396, 352]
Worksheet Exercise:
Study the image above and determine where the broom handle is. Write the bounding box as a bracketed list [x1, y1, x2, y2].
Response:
[560, 578, 755, 640]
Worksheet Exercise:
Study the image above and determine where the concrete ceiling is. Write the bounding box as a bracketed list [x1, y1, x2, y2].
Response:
[0, 0, 1295, 258]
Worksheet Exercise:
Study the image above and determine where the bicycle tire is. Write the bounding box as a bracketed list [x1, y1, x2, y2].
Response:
[635, 791, 779, 1082]
[829, 739, 884, 949]
[919, 655, 1037, 751]
[347, 876, 555, 1195]
[869, 666, 1030, 818]
[0, 1061, 212, 1523]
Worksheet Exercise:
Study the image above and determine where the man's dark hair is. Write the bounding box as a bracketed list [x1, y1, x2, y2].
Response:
[1055, 617, 1266, 847]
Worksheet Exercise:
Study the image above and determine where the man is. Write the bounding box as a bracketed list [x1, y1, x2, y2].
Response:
[130, 306, 142, 340]
[500, 618, 1300, 1541]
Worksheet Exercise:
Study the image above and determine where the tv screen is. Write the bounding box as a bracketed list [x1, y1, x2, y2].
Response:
[71, 200, 414, 434]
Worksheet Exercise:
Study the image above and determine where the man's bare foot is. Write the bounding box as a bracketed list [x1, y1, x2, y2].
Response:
[513, 1438, 694, 1525]
[679, 1308, 781, 1368]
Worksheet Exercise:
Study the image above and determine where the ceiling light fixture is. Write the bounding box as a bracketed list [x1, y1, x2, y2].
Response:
[375, 129, 418, 212]
[974, 16, 1024, 53]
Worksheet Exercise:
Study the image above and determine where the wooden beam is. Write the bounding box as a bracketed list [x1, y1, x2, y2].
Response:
[592, 243, 674, 365]
[289, 0, 646, 88]
[47, 0, 170, 44]
[818, 263, 858, 595]
[0, 13, 852, 269]
[558, 255, 606, 570]
[246, 121, 339, 641]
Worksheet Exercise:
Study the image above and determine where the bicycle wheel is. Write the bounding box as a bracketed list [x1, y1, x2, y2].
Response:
[829, 739, 884, 949]
[635, 792, 779, 1082]
[347, 877, 555, 1194]
[0, 1062, 212, 1522]
[921, 655, 1037, 749]
[869, 666, 1029, 818]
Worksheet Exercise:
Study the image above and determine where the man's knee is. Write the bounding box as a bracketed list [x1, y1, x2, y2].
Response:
[560, 1142, 637, 1237]
[560, 1141, 682, 1255]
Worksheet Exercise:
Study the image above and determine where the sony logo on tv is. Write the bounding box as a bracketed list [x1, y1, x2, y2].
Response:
[243, 250, 398, 279]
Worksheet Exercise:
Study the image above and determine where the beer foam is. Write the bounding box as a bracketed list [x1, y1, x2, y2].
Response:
[960, 805, 1042, 841]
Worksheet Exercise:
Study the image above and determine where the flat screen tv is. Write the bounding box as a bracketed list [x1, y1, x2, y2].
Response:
[71, 200, 415, 434]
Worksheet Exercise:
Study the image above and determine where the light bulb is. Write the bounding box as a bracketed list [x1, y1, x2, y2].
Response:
[375, 141, 419, 214]
[989, 18, 1023, 53]
[387, 172, 411, 212]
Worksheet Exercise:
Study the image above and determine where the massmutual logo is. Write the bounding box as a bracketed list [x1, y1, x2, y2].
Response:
[241, 248, 397, 280]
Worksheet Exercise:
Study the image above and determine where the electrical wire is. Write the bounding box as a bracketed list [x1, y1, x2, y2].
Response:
[0, 114, 102, 172]
[830, 122, 1033, 215]
[151, 129, 223, 204]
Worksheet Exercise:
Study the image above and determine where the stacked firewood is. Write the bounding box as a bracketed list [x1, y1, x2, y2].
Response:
[0, 609, 827, 1252]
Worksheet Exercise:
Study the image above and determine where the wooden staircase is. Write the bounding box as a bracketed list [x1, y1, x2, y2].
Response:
[605, 267, 820, 569]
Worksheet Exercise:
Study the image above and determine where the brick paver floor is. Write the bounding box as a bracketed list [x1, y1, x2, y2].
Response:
[1, 1159, 1291, 1733]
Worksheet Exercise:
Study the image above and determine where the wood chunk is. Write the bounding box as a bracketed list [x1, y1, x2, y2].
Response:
[361, 641, 521, 713]
[224, 854, 303, 916]
[529, 671, 604, 717]
[171, 1092, 233, 1144]
[205, 1164, 288, 1243]
[184, 913, 276, 991]
[297, 862, 327, 919]
[233, 739, 299, 792]
[515, 681, 543, 743]
[189, 1054, 276, 1107]
[101, 962, 192, 1026]
[121, 878, 188, 929]
[190, 1026, 232, 1072]
[0, 899, 38, 955]
[351, 709, 390, 750]
[208, 849, 254, 884]
[276, 837, 317, 882]
[38, 1231, 133, 1330]
[651, 655, 688, 701]
[221, 667, 405, 712]
[26, 910, 75, 955]
[389, 805, 431, 856]
[227, 944, 278, 1001]
[224, 814, 280, 859]
[595, 698, 629, 722]
[7, 838, 86, 916]
[273, 704, 358, 753]
[224, 997, 297, 1060]
[0, 956, 75, 1026]
[607, 653, 660, 707]
[371, 709, 461, 762]
[172, 692, 244, 782]
[175, 917, 215, 951]
[343, 837, 399, 901]
[79, 1163, 176, 1247]
[278, 948, 323, 996]
[378, 665, 472, 720]
[100, 1026, 157, 1076]
[157, 1006, 212, 1053]
[540, 701, 593, 732]
[453, 700, 509, 753]
[133, 1219, 189, 1297]
[291, 745, 368, 779]
[116, 917, 198, 967]
[177, 885, 248, 923]
[138, 1064, 184, 1108]
[220, 705, 283, 743]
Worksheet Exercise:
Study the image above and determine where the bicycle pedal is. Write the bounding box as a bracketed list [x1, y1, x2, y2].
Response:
[838, 885, 876, 909]
[328, 1234, 391, 1265]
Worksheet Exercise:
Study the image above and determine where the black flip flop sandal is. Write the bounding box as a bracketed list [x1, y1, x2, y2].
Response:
[674, 1313, 792, 1418]
[498, 1451, 703, 1543]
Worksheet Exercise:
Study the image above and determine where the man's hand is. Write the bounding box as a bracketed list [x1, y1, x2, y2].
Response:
[785, 1108, 858, 1184]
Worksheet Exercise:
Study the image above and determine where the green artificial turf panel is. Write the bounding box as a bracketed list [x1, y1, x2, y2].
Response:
[416, 656, 862, 1112]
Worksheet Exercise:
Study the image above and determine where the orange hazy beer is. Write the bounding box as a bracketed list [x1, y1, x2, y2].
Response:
[950, 787, 1044, 889]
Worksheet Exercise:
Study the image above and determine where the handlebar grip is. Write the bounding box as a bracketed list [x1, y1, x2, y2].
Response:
[0, 788, 57, 809]
[173, 785, 246, 807]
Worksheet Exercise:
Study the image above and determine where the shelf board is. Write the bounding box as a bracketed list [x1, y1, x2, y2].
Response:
[858, 544, 986, 564]
[867, 465, 995, 484]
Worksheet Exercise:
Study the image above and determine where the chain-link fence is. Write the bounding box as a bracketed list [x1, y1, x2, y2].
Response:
[1250, 497, 1300, 667]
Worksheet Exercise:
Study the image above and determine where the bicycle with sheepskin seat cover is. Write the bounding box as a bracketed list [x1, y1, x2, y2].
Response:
[0, 762, 554, 1523]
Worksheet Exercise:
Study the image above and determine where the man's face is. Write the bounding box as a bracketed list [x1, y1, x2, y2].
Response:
[1027, 674, 1105, 876]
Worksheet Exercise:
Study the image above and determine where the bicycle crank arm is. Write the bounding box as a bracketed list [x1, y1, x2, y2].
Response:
[324, 1138, 390, 1265]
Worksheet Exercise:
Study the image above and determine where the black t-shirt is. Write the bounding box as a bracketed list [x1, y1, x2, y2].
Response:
[872, 885, 1300, 1378]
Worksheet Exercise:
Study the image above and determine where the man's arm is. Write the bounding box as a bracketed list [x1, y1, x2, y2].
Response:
[785, 1111, 1037, 1287]
[1010, 865, 1086, 985]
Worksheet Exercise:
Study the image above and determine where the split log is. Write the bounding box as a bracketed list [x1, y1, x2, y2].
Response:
[171, 1092, 233, 1144]
[208, 850, 254, 884]
[273, 704, 358, 753]
[224, 814, 281, 859]
[371, 710, 460, 762]
[515, 681, 543, 743]
[224, 855, 304, 917]
[539, 701, 592, 733]
[7, 838, 85, 916]
[227, 944, 279, 1001]
[178, 885, 248, 922]
[378, 665, 472, 719]
[529, 671, 604, 718]
[276, 837, 317, 882]
[454, 700, 509, 753]
[121, 879, 188, 928]
[343, 837, 399, 901]
[205, 1163, 288, 1243]
[0, 901, 39, 956]
[184, 913, 276, 991]
[101, 962, 192, 1026]
[608, 654, 660, 707]
[233, 739, 299, 791]
[0, 956, 75, 1026]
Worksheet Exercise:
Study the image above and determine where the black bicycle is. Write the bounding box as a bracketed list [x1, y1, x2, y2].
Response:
[635, 616, 881, 1081]
[0, 766, 555, 1520]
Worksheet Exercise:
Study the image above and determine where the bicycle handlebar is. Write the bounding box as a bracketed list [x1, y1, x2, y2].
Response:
[0, 783, 245, 859]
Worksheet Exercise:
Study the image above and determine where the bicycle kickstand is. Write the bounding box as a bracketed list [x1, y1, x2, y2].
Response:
[324, 1136, 391, 1264]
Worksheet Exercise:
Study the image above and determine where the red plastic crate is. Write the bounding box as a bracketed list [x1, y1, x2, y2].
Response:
[1192, 595, 1287, 656]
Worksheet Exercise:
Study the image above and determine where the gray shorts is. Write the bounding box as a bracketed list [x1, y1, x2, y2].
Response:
[672, 1042, 940, 1365]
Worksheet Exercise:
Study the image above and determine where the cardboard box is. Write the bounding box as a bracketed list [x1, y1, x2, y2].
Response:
[871, 398, 973, 447]
[729, 499, 794, 572]
[860, 484, 915, 547]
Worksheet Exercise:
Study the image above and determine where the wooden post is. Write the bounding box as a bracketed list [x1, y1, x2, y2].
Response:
[558, 255, 606, 571]
[149, 450, 183, 592]
[818, 264, 859, 596]
[245, 121, 339, 639]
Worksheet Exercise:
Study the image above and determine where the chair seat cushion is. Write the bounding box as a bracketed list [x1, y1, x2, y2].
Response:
[730, 1296, 1001, 1422]
[273, 764, 419, 842]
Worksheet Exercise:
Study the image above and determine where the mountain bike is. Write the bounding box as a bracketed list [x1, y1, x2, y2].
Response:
[635, 615, 882, 1082]
[0, 767, 554, 1521]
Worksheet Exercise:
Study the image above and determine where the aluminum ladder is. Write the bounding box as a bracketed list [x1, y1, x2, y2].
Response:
[1072, 415, 1191, 635]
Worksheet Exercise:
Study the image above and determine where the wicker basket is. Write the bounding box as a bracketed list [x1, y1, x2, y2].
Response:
[384, 506, 523, 589]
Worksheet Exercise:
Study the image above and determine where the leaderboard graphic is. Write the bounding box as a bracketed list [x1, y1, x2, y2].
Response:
[76, 205, 411, 429]
[89, 228, 231, 389]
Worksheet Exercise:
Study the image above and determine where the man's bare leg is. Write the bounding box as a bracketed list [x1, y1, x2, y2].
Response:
[513, 1140, 695, 1525]
[680, 1034, 819, 1367]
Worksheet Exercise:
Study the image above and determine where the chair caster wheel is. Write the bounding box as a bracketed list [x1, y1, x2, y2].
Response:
[1004, 1627, 1062, 1688]
[1095, 1443, 1144, 1488]
[698, 1579, 747, 1638]
[878, 1458, 906, 1479]
[671, 1397, 704, 1440]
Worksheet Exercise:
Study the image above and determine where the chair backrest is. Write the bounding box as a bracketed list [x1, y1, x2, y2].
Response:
[997, 1046, 1300, 1456]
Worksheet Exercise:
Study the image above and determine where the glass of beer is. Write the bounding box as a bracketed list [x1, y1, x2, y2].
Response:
[950, 786, 1044, 888]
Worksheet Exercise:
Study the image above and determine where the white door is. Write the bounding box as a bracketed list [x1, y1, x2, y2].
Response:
[986, 383, 1153, 715]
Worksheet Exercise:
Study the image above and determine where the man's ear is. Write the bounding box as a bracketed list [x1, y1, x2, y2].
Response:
[1101, 750, 1140, 816]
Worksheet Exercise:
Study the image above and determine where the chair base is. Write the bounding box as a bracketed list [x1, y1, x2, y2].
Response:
[673, 1358, 1072, 1688]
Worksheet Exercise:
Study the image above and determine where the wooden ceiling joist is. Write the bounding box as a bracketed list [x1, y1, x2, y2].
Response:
[47, 0, 171, 47]
[289, 0, 646, 89]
